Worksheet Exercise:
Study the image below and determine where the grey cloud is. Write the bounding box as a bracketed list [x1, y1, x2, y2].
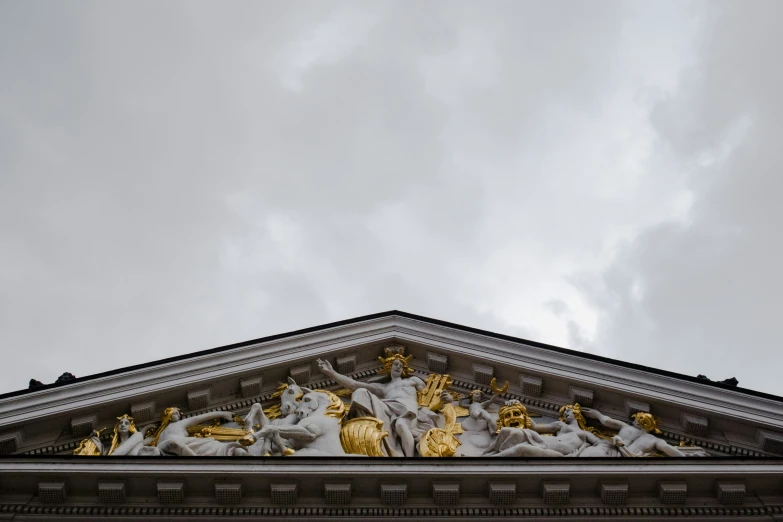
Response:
[2, 1, 776, 397]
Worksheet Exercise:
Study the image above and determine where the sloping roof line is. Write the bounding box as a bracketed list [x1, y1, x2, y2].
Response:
[2, 310, 779, 402]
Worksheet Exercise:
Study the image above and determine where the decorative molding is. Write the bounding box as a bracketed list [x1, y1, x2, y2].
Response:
[214, 483, 242, 505]
[488, 482, 516, 506]
[542, 481, 570, 505]
[432, 482, 459, 506]
[0, 430, 22, 455]
[659, 482, 687, 505]
[335, 354, 356, 374]
[681, 412, 709, 437]
[472, 363, 494, 386]
[239, 376, 262, 398]
[70, 413, 97, 437]
[600, 483, 628, 505]
[37, 481, 66, 504]
[380, 484, 407, 505]
[324, 483, 351, 505]
[624, 400, 650, 418]
[130, 400, 156, 424]
[186, 387, 211, 411]
[715, 482, 745, 505]
[427, 352, 448, 374]
[289, 364, 311, 385]
[520, 374, 543, 397]
[157, 481, 185, 504]
[98, 481, 126, 504]
[270, 484, 297, 505]
[569, 386, 593, 407]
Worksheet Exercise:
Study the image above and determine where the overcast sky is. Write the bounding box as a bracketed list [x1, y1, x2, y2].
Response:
[1, 1, 781, 396]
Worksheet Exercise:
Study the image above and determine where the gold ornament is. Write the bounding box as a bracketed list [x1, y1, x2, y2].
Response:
[340, 417, 389, 456]
[73, 427, 107, 456]
[496, 402, 533, 432]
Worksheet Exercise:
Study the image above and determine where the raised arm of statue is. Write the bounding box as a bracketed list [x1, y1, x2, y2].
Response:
[581, 408, 627, 431]
[317, 358, 386, 397]
[178, 411, 233, 430]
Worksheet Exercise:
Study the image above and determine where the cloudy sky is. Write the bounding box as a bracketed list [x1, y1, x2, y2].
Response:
[1, 1, 781, 396]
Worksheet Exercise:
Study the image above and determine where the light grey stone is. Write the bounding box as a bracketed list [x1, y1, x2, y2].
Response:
[600, 483, 628, 505]
[757, 429, 783, 454]
[681, 413, 709, 437]
[70, 413, 97, 437]
[715, 481, 745, 505]
[0, 430, 22, 455]
[130, 400, 156, 423]
[569, 386, 594, 407]
[289, 364, 310, 385]
[239, 376, 262, 398]
[520, 374, 543, 397]
[98, 481, 126, 504]
[427, 352, 448, 374]
[324, 483, 351, 505]
[380, 484, 407, 505]
[186, 387, 211, 411]
[270, 483, 297, 505]
[214, 483, 242, 505]
[542, 481, 570, 505]
[432, 482, 459, 505]
[473, 363, 494, 385]
[335, 354, 356, 374]
[625, 399, 650, 417]
[157, 481, 185, 504]
[488, 482, 516, 505]
[659, 482, 687, 504]
[38, 481, 66, 504]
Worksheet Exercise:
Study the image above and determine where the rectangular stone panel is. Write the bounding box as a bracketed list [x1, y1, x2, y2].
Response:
[239, 376, 262, 398]
[757, 429, 783, 454]
[157, 481, 185, 504]
[681, 413, 709, 437]
[336, 354, 356, 374]
[271, 483, 297, 505]
[569, 386, 594, 407]
[0, 430, 22, 455]
[659, 482, 687, 504]
[289, 364, 310, 385]
[130, 400, 156, 424]
[98, 481, 126, 504]
[600, 483, 628, 505]
[625, 400, 650, 417]
[520, 375, 543, 397]
[473, 363, 494, 386]
[324, 483, 351, 505]
[488, 482, 516, 506]
[215, 483, 242, 505]
[70, 414, 97, 437]
[187, 388, 211, 411]
[427, 352, 448, 374]
[542, 481, 570, 506]
[715, 482, 745, 505]
[380, 484, 407, 505]
[38, 481, 66, 504]
[432, 482, 459, 506]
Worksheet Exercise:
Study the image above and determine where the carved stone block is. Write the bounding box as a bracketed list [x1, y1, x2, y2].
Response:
[187, 388, 211, 411]
[432, 482, 459, 506]
[600, 483, 628, 505]
[569, 386, 594, 407]
[681, 413, 709, 437]
[542, 481, 570, 505]
[98, 481, 126, 504]
[157, 481, 185, 504]
[520, 375, 543, 397]
[215, 483, 242, 505]
[0, 430, 22, 455]
[336, 354, 356, 374]
[130, 400, 156, 424]
[659, 482, 687, 504]
[270, 484, 297, 505]
[289, 364, 310, 385]
[38, 481, 66, 504]
[624, 400, 650, 418]
[715, 482, 745, 505]
[380, 484, 407, 505]
[488, 482, 516, 506]
[473, 363, 494, 386]
[324, 483, 351, 505]
[70, 413, 98, 437]
[427, 352, 448, 374]
[757, 429, 783, 455]
[239, 376, 262, 398]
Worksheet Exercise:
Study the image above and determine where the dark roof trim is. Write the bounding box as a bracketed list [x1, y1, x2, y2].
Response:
[2, 310, 780, 403]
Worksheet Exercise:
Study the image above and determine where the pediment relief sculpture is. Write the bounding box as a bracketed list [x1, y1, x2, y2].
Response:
[72, 346, 694, 458]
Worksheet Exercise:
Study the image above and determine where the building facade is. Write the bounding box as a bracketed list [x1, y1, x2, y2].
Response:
[0, 311, 782, 520]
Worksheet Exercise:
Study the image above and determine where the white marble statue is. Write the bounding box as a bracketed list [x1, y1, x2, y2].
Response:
[107, 414, 154, 456]
[581, 408, 685, 457]
[140, 407, 248, 456]
[242, 378, 303, 456]
[250, 389, 347, 457]
[483, 401, 592, 457]
[467, 388, 502, 435]
[317, 352, 436, 457]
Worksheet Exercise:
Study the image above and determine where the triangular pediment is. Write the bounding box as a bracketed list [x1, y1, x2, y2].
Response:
[1, 311, 782, 459]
